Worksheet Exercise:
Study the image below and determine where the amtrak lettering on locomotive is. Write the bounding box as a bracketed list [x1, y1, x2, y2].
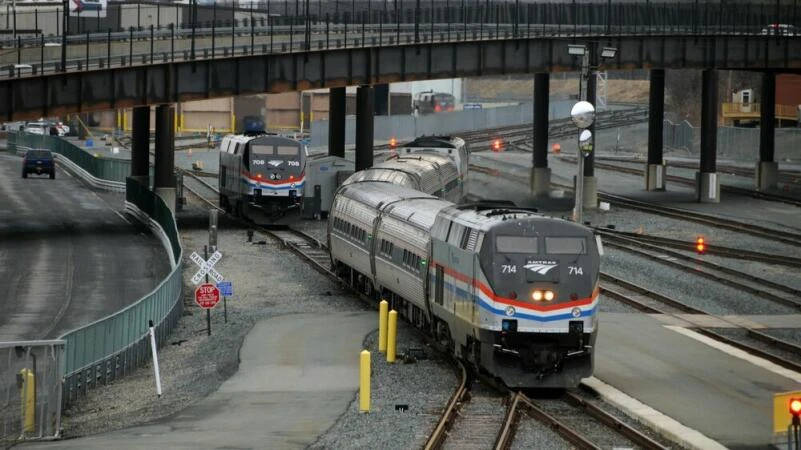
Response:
[328, 182, 601, 388]
[218, 133, 306, 222]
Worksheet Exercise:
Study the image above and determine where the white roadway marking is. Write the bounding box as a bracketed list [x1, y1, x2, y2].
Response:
[584, 376, 728, 450]
[665, 325, 801, 384]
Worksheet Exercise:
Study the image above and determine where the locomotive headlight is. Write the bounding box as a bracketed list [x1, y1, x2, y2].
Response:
[532, 291, 543, 301]
[544, 290, 555, 301]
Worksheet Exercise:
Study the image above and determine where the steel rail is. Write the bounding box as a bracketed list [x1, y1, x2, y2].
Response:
[600, 273, 801, 373]
[561, 391, 671, 450]
[423, 360, 468, 450]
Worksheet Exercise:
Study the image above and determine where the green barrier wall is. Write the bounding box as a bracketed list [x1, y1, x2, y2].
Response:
[7, 131, 183, 409]
[9, 132, 132, 182]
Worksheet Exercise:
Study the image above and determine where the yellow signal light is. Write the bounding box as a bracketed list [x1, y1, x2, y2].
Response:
[791, 398, 801, 416]
[696, 237, 706, 254]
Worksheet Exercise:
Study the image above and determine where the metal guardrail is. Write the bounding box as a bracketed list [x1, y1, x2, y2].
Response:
[4, 132, 184, 439]
[10, 132, 130, 189]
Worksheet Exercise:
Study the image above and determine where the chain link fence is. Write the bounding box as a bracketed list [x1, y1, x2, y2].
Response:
[1, 341, 65, 446]
[664, 120, 801, 162]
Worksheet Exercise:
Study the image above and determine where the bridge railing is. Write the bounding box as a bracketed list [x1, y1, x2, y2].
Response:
[3, 133, 184, 435]
[2, 0, 799, 78]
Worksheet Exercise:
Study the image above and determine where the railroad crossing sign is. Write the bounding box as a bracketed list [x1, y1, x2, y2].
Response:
[190, 250, 224, 285]
[194, 283, 220, 309]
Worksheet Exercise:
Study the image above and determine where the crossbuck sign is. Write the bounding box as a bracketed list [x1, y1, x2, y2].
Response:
[190, 250, 224, 285]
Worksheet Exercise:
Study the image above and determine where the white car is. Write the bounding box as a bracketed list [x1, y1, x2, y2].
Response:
[761, 23, 800, 36]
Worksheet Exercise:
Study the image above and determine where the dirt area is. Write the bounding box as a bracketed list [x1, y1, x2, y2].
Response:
[464, 76, 650, 103]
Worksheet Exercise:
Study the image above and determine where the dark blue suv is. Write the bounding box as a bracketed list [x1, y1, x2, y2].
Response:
[22, 149, 55, 179]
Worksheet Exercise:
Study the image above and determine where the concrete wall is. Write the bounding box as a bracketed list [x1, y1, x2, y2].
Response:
[309, 99, 575, 148]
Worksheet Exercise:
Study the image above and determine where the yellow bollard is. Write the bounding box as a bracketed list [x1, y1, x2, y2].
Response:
[359, 350, 370, 413]
[19, 369, 35, 433]
[378, 300, 388, 354]
[387, 310, 398, 363]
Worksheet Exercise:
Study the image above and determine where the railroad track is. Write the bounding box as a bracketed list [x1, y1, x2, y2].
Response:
[560, 156, 801, 207]
[601, 272, 801, 373]
[601, 232, 801, 311]
[424, 358, 670, 450]
[470, 161, 801, 248]
[595, 228, 801, 267]
[374, 105, 649, 153]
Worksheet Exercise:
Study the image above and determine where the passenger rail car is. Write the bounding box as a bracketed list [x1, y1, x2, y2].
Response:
[342, 152, 463, 203]
[395, 135, 469, 183]
[328, 182, 601, 388]
[218, 133, 306, 221]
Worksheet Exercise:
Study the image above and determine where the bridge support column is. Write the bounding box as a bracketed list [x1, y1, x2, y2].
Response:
[355, 85, 375, 171]
[531, 73, 551, 197]
[131, 106, 151, 187]
[697, 69, 720, 203]
[374, 84, 390, 116]
[154, 104, 176, 214]
[646, 69, 666, 191]
[582, 63, 598, 210]
[758, 72, 778, 191]
[328, 87, 346, 158]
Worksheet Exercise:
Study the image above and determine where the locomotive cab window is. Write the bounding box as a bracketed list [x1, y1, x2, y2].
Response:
[251, 144, 272, 156]
[277, 146, 300, 156]
[545, 237, 587, 254]
[495, 236, 538, 253]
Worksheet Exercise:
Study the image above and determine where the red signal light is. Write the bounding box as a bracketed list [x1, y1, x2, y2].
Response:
[289, 175, 295, 181]
[695, 237, 706, 254]
[791, 398, 801, 416]
[434, 104, 442, 113]
[492, 139, 503, 152]
[389, 137, 397, 148]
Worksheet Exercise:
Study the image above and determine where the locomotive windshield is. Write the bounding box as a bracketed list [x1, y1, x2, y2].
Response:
[544, 237, 587, 254]
[495, 236, 538, 253]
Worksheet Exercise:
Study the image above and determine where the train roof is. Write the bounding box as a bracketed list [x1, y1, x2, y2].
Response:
[220, 133, 301, 145]
[337, 180, 438, 210]
[401, 135, 466, 149]
[437, 203, 584, 233]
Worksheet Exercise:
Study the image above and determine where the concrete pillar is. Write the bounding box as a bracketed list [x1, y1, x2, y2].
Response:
[583, 62, 598, 210]
[646, 69, 666, 191]
[758, 72, 778, 190]
[531, 73, 551, 197]
[697, 70, 720, 203]
[374, 84, 390, 116]
[355, 85, 375, 172]
[328, 87, 346, 158]
[131, 106, 150, 186]
[154, 104, 176, 213]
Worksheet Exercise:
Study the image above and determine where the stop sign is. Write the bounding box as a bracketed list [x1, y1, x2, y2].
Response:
[195, 283, 220, 309]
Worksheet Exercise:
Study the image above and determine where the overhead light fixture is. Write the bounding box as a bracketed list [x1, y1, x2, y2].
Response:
[567, 44, 586, 56]
[600, 47, 618, 58]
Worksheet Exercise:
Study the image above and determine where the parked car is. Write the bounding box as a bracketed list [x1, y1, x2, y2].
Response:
[22, 149, 55, 179]
[23, 120, 69, 136]
[761, 23, 800, 36]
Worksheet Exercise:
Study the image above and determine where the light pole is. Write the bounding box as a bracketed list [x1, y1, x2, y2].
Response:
[567, 43, 617, 224]
[571, 101, 595, 224]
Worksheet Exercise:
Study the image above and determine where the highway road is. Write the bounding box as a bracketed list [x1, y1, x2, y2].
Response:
[0, 153, 170, 341]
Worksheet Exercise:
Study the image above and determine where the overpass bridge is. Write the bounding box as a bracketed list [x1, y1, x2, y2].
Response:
[1, 1, 798, 210]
